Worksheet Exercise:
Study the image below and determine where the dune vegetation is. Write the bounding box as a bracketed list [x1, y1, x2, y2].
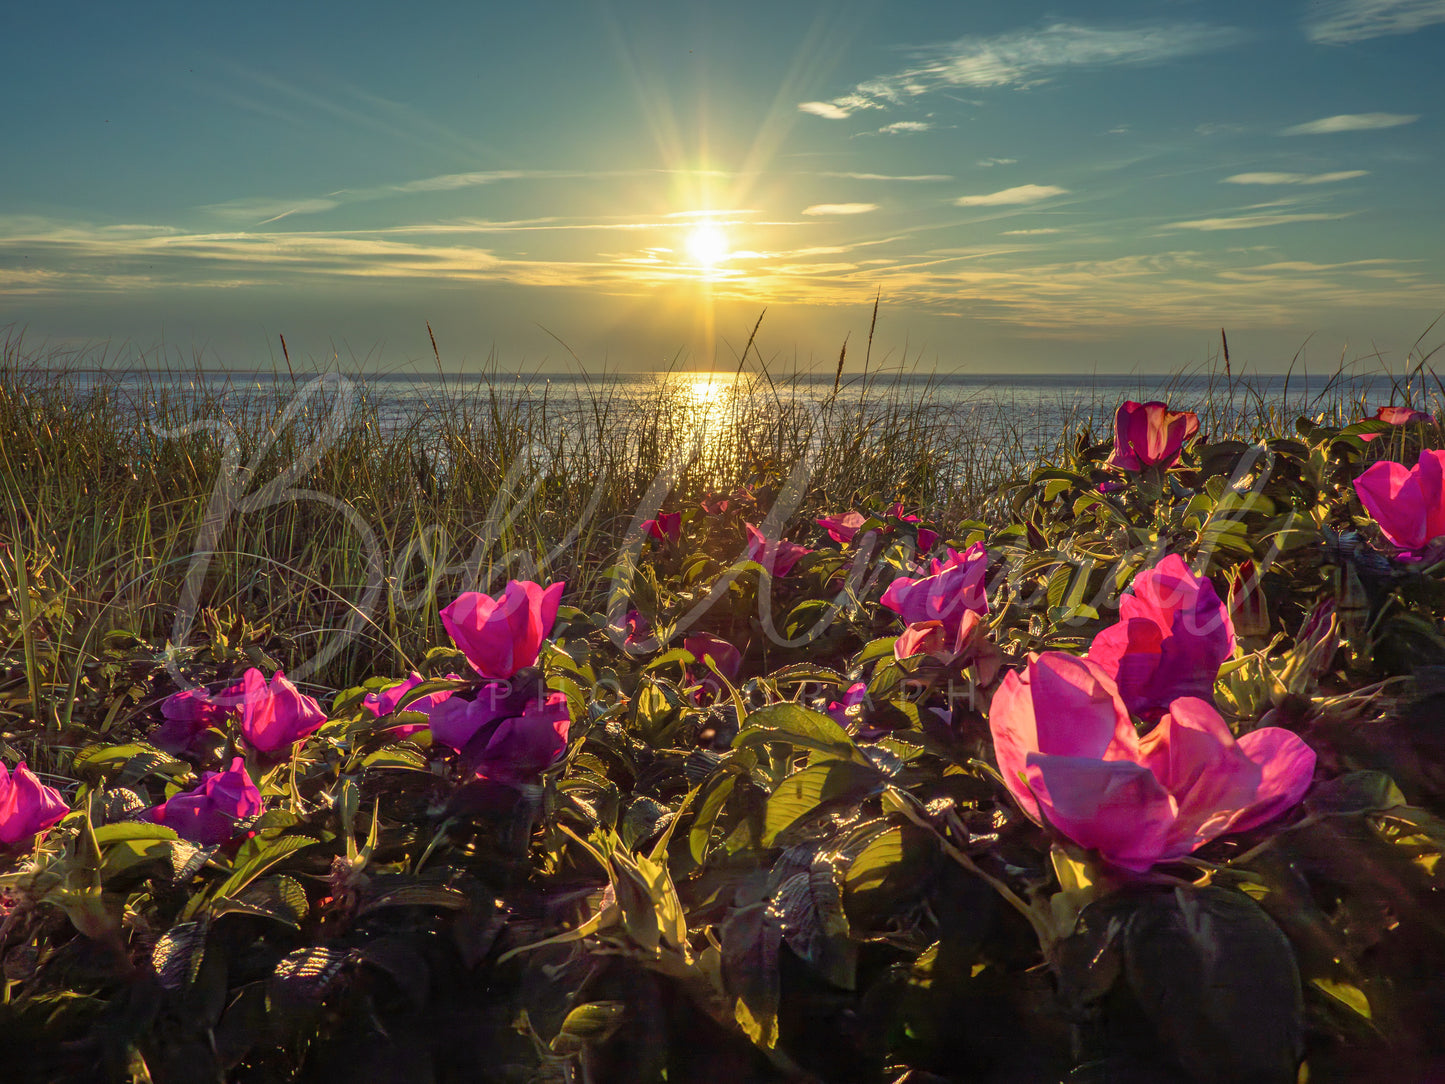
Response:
[4, 332, 1445, 1082]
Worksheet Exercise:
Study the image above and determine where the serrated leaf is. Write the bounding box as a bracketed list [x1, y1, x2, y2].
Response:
[198, 835, 316, 914]
[734, 702, 866, 765]
[552, 1001, 628, 1055]
[771, 854, 856, 989]
[152, 920, 207, 991]
[272, 946, 348, 1002]
[212, 874, 310, 927]
[357, 883, 468, 914]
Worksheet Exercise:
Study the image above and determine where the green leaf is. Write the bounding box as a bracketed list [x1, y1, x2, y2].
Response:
[772, 855, 856, 989]
[734, 702, 866, 765]
[844, 826, 903, 896]
[761, 760, 881, 847]
[720, 901, 782, 1050]
[690, 775, 738, 864]
[212, 874, 310, 927]
[1305, 771, 1406, 816]
[551, 1001, 628, 1056]
[360, 746, 429, 771]
[93, 822, 180, 846]
[1118, 886, 1303, 1084]
[357, 882, 469, 914]
[854, 636, 901, 668]
[198, 835, 317, 916]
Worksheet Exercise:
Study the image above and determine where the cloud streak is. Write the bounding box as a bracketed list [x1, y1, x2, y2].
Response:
[797, 21, 1244, 118]
[1281, 112, 1419, 134]
[1223, 170, 1369, 185]
[1305, 0, 1445, 43]
[802, 203, 879, 216]
[954, 184, 1068, 207]
[1163, 211, 1352, 231]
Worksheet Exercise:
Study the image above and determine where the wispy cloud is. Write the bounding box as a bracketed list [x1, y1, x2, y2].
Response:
[1163, 211, 1353, 231]
[797, 21, 1244, 118]
[1306, 0, 1445, 43]
[1002, 227, 1062, 235]
[6, 215, 1440, 333]
[877, 121, 933, 134]
[1282, 112, 1419, 134]
[802, 203, 879, 216]
[1223, 170, 1369, 184]
[820, 172, 952, 182]
[977, 157, 1018, 167]
[200, 168, 738, 224]
[798, 101, 853, 120]
[201, 197, 343, 223]
[954, 184, 1068, 207]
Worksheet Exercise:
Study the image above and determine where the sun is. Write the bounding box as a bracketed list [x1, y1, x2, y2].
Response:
[685, 223, 730, 267]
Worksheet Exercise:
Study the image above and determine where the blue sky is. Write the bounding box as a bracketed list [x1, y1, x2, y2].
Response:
[3, 0, 1443, 373]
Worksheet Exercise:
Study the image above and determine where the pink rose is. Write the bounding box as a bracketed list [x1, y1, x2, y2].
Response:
[0, 762, 69, 847]
[475, 692, 572, 786]
[989, 652, 1315, 872]
[745, 524, 813, 577]
[430, 687, 571, 787]
[1106, 401, 1200, 472]
[641, 512, 682, 544]
[441, 580, 565, 679]
[826, 682, 869, 728]
[894, 610, 1003, 684]
[1359, 405, 1433, 441]
[364, 671, 464, 737]
[885, 503, 937, 552]
[150, 679, 245, 753]
[428, 681, 528, 750]
[817, 512, 869, 544]
[1353, 448, 1445, 556]
[880, 543, 989, 625]
[1087, 554, 1235, 720]
[144, 757, 262, 846]
[238, 668, 328, 754]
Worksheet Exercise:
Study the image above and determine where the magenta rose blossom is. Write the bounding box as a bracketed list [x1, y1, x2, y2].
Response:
[1087, 554, 1234, 720]
[744, 524, 813, 576]
[0, 762, 69, 847]
[1106, 400, 1200, 472]
[428, 682, 523, 750]
[364, 671, 463, 737]
[894, 610, 1003, 684]
[429, 688, 571, 787]
[641, 512, 682, 544]
[623, 610, 651, 647]
[880, 543, 989, 625]
[150, 679, 245, 753]
[826, 682, 869, 728]
[475, 692, 572, 786]
[817, 511, 869, 544]
[238, 668, 328, 754]
[1353, 448, 1445, 557]
[684, 633, 743, 682]
[441, 580, 565, 679]
[989, 652, 1315, 872]
[145, 757, 263, 846]
[885, 503, 938, 551]
[1359, 405, 1433, 441]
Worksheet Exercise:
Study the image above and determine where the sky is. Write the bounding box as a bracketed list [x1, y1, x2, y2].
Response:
[3, 0, 1444, 374]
